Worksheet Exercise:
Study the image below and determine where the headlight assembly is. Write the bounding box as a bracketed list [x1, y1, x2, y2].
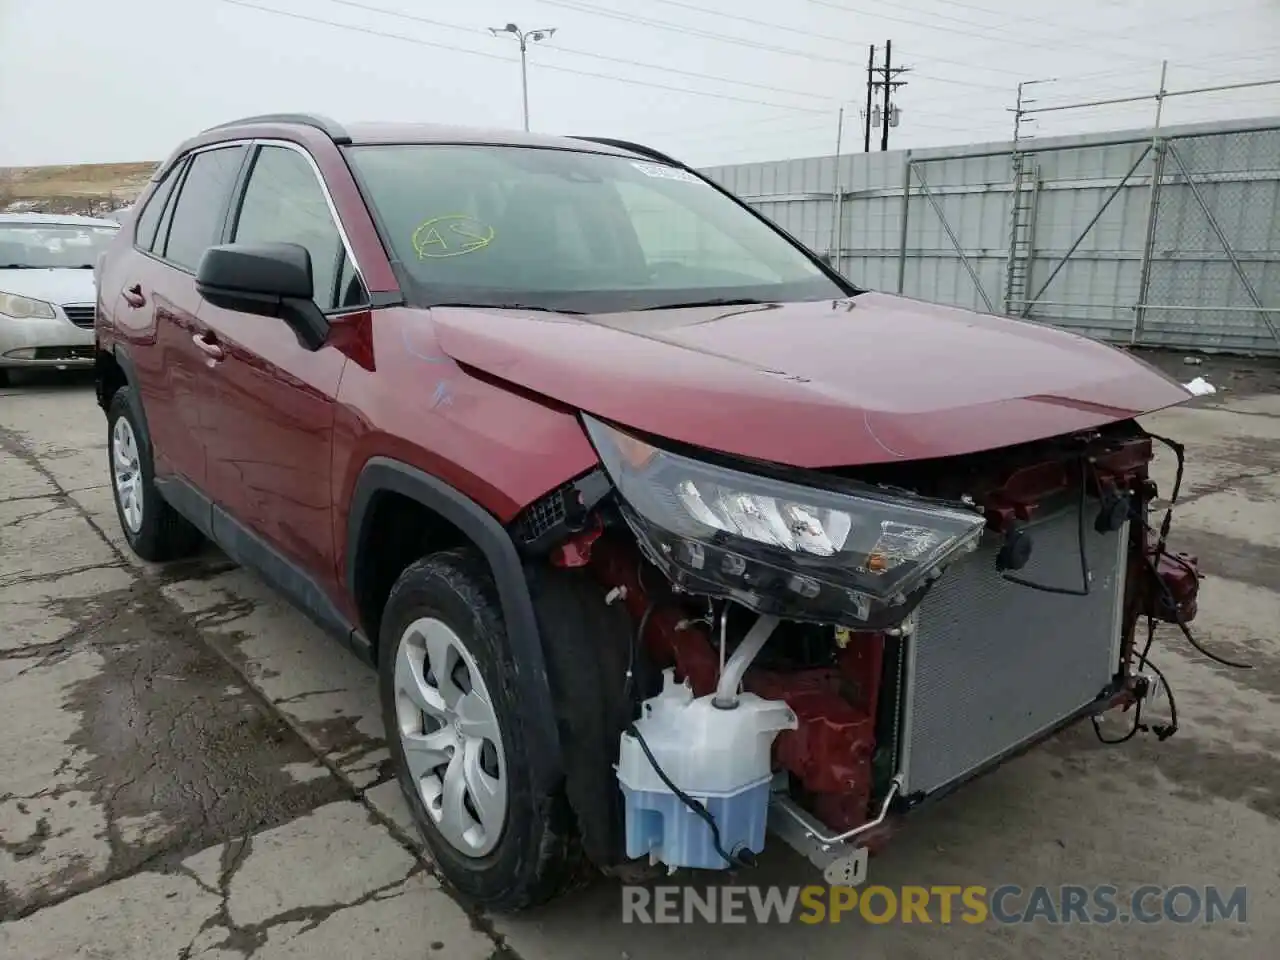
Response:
[0, 292, 57, 320]
[582, 414, 987, 629]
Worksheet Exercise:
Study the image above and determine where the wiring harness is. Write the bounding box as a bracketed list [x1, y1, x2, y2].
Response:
[1094, 431, 1252, 745]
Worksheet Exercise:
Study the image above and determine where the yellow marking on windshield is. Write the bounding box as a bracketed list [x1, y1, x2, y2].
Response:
[412, 215, 495, 259]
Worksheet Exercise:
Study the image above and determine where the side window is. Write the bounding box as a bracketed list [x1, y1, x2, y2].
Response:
[336, 251, 365, 309]
[232, 146, 367, 311]
[153, 162, 185, 258]
[163, 146, 246, 271]
[133, 160, 182, 252]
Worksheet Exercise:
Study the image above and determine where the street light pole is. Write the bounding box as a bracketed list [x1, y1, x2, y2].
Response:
[489, 22, 557, 132]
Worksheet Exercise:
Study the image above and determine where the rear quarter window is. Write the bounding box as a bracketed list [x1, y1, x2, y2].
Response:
[132, 161, 183, 252]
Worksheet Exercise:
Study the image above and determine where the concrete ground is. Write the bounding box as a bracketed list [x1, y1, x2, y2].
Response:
[1, 366, 1277, 959]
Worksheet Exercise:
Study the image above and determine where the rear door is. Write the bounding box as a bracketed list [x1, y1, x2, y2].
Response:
[195, 141, 368, 591]
[110, 145, 247, 489]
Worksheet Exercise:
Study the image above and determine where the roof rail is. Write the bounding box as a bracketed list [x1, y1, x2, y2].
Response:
[202, 113, 351, 144]
[571, 136, 686, 169]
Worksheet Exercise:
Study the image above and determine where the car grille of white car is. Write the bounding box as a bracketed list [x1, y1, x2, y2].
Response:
[62, 305, 96, 329]
[899, 498, 1128, 797]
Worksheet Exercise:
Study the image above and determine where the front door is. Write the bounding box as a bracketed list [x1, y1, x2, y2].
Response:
[196, 142, 369, 592]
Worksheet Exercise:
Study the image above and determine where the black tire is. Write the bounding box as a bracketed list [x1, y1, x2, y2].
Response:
[106, 387, 204, 562]
[379, 548, 584, 911]
[0, 368, 11, 388]
[530, 563, 650, 874]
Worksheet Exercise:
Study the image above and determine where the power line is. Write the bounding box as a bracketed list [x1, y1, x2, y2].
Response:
[604, 0, 1034, 77]
[537, 0, 1020, 91]
[546, 0, 1200, 95]
[893, 51, 1280, 118]
[340, 0, 1280, 114]
[535, 0, 861, 66]
[901, 0, 1258, 40]
[633, 0, 1280, 93]
[216, 0, 835, 115]
[803, 0, 1273, 68]
[320, 0, 844, 104]
[804, 0, 1136, 61]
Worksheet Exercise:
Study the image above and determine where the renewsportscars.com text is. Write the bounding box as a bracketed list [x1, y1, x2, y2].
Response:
[621, 884, 1248, 925]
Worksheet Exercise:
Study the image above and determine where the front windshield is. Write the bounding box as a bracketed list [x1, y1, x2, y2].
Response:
[344, 144, 846, 312]
[0, 222, 119, 269]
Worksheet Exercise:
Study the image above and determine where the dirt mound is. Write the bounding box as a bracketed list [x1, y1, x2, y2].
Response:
[0, 161, 159, 215]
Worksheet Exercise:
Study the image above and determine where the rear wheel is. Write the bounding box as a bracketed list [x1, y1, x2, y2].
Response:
[379, 548, 583, 911]
[107, 388, 203, 562]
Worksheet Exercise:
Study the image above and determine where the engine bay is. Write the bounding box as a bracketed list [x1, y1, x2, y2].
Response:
[511, 417, 1204, 877]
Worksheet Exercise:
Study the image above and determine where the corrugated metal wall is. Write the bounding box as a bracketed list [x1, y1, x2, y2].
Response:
[701, 117, 1280, 356]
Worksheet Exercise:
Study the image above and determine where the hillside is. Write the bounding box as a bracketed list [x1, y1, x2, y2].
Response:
[0, 161, 159, 216]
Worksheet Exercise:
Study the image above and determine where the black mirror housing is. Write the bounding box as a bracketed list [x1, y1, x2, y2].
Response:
[195, 242, 329, 350]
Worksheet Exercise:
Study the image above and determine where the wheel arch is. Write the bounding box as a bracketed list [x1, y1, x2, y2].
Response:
[346, 457, 564, 783]
[98, 344, 141, 423]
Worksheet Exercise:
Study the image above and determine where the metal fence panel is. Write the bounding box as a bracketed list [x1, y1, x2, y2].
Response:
[1142, 129, 1280, 352]
[700, 117, 1280, 356]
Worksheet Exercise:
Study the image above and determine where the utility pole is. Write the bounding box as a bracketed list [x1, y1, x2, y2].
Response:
[880, 40, 894, 151]
[863, 44, 876, 152]
[489, 22, 557, 131]
[863, 41, 910, 152]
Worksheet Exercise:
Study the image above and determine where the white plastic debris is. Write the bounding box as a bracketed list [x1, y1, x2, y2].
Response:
[1183, 376, 1216, 396]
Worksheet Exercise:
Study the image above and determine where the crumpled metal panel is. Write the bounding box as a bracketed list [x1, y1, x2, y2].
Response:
[901, 503, 1127, 796]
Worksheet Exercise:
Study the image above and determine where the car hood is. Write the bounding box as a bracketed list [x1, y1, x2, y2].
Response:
[429, 293, 1192, 468]
[0, 268, 97, 306]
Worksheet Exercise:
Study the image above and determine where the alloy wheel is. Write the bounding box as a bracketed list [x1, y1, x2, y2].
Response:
[394, 616, 508, 857]
[112, 416, 144, 534]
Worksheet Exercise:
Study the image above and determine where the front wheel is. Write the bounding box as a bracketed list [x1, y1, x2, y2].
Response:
[379, 548, 583, 911]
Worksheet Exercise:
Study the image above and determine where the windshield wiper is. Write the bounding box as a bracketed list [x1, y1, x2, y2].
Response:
[427, 301, 584, 315]
[639, 297, 772, 311]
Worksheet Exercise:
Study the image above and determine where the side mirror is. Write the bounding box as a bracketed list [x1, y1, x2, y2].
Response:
[195, 242, 328, 351]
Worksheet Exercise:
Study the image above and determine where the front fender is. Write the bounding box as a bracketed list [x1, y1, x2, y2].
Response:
[346, 457, 564, 789]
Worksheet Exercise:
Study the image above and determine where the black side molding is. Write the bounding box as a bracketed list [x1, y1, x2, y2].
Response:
[346, 458, 564, 784]
[153, 474, 372, 664]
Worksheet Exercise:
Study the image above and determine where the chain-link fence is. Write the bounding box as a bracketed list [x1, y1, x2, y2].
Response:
[1140, 128, 1280, 352]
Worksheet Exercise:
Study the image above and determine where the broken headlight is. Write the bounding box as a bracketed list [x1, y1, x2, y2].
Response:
[582, 414, 987, 629]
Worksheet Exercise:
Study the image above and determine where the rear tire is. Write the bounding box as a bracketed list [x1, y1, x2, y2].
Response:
[0, 368, 11, 388]
[379, 548, 584, 911]
[107, 387, 204, 562]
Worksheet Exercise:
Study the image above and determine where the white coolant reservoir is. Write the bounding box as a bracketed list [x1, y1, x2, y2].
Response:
[617, 668, 797, 870]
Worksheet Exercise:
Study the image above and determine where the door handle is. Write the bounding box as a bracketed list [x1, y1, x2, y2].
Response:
[122, 284, 146, 309]
[192, 333, 225, 363]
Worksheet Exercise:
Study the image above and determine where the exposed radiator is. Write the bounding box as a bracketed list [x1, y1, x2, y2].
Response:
[900, 499, 1128, 797]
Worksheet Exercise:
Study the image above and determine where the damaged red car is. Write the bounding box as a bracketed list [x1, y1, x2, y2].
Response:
[94, 114, 1200, 910]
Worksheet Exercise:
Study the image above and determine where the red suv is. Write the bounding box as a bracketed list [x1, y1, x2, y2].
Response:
[95, 114, 1200, 911]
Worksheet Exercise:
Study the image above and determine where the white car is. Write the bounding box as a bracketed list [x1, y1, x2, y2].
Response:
[0, 213, 119, 386]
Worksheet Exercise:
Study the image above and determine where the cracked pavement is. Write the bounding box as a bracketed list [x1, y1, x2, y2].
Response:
[2, 364, 1279, 959]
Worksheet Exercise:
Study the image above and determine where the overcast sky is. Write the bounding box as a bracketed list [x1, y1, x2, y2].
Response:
[2, 0, 1278, 168]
